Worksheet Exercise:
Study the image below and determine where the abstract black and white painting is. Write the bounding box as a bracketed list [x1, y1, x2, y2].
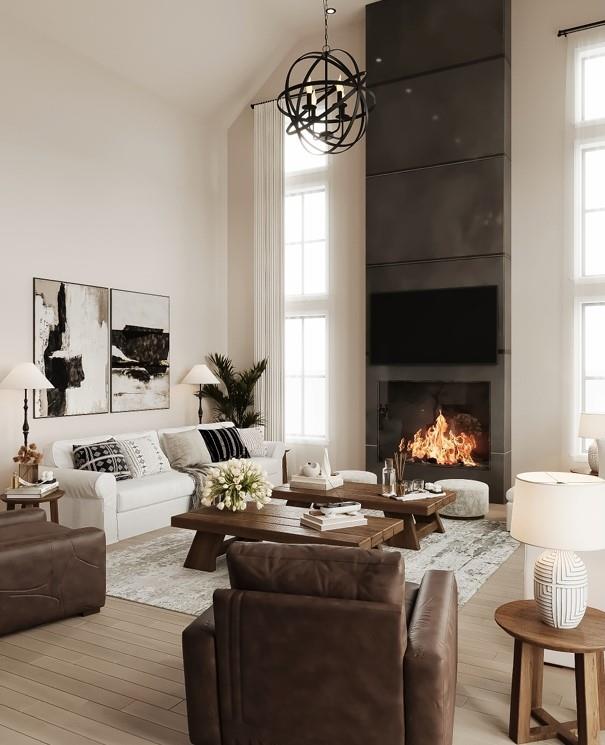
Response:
[34, 279, 110, 417]
[111, 290, 170, 412]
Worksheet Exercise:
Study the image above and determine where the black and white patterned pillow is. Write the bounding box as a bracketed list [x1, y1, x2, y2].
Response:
[73, 439, 132, 481]
[199, 427, 250, 462]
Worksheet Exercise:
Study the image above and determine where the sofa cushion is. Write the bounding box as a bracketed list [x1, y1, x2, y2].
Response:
[199, 428, 249, 462]
[237, 427, 266, 457]
[227, 542, 405, 605]
[162, 429, 212, 468]
[72, 439, 132, 481]
[117, 470, 194, 512]
[119, 435, 171, 479]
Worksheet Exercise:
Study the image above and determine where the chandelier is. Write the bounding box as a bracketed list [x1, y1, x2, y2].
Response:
[277, 1, 375, 155]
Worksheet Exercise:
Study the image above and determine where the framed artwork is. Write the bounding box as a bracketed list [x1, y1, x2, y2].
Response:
[110, 289, 170, 412]
[34, 278, 110, 418]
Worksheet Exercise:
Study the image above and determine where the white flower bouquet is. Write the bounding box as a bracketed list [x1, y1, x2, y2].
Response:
[201, 458, 273, 512]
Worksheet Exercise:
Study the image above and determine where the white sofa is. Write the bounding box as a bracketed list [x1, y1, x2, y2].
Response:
[48, 422, 285, 544]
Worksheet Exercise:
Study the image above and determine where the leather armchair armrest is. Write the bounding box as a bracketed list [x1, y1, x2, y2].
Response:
[182, 606, 221, 745]
[0, 508, 46, 526]
[404, 570, 458, 745]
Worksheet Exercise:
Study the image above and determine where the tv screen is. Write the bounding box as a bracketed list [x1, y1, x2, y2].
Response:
[370, 285, 498, 365]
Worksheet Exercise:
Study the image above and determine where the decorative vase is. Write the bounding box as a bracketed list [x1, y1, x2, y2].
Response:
[534, 549, 588, 629]
[18, 464, 39, 484]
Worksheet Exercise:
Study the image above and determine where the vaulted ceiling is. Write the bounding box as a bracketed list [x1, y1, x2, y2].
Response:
[0, 0, 366, 118]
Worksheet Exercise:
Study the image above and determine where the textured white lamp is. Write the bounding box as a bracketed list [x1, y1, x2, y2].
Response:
[511, 471, 605, 629]
[181, 364, 220, 424]
[0, 363, 54, 447]
[578, 413, 605, 473]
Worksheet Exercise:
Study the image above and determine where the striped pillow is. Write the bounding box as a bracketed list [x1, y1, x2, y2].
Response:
[199, 427, 250, 462]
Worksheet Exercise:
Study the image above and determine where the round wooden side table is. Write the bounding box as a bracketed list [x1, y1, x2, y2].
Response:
[495, 600, 605, 745]
[1, 489, 65, 524]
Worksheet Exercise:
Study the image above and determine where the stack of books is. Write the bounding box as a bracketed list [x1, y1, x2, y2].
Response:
[5, 480, 59, 499]
[290, 473, 344, 491]
[300, 509, 367, 532]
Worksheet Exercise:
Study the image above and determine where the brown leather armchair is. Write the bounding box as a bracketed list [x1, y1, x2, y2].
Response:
[0, 508, 105, 635]
[183, 542, 458, 745]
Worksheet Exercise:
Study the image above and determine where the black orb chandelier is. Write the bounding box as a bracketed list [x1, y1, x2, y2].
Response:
[277, 0, 375, 155]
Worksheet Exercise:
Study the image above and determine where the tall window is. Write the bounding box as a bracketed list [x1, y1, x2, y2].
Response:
[573, 40, 605, 454]
[284, 130, 329, 440]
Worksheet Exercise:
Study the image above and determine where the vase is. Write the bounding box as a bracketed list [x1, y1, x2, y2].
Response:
[18, 464, 39, 484]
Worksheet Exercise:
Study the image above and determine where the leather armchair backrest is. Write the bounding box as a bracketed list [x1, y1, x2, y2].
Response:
[213, 587, 406, 745]
[227, 541, 405, 605]
[0, 508, 46, 528]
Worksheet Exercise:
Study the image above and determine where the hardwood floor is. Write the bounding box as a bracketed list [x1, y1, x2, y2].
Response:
[0, 514, 593, 745]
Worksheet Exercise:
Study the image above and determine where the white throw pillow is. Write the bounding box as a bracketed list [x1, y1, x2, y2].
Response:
[119, 435, 171, 479]
[237, 427, 266, 457]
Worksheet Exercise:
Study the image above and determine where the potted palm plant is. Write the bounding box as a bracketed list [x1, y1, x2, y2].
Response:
[201, 354, 267, 428]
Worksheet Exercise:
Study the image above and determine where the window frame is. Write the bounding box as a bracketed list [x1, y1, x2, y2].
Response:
[572, 41, 605, 459]
[284, 133, 331, 444]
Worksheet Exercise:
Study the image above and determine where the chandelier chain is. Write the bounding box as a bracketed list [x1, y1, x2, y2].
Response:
[323, 0, 330, 51]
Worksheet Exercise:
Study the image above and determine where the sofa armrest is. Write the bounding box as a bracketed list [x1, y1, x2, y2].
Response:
[0, 508, 46, 526]
[404, 570, 458, 745]
[182, 607, 221, 745]
[48, 467, 117, 501]
[264, 441, 286, 461]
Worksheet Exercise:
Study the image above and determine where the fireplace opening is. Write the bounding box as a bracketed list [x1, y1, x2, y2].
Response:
[378, 381, 490, 469]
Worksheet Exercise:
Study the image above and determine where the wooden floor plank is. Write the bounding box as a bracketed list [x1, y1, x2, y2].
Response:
[0, 516, 593, 745]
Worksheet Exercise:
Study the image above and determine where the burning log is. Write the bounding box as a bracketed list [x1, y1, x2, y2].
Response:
[407, 411, 477, 467]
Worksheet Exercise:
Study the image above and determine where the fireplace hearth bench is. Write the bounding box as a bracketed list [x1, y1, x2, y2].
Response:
[274, 482, 456, 550]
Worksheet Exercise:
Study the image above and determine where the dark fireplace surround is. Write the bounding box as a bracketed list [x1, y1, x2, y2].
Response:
[364, 0, 511, 503]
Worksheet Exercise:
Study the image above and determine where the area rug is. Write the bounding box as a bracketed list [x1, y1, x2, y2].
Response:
[107, 517, 519, 616]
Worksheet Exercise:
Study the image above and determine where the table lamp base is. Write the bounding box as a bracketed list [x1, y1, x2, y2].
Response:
[534, 549, 588, 629]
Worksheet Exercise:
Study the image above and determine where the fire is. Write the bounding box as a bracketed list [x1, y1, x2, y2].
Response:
[407, 411, 477, 466]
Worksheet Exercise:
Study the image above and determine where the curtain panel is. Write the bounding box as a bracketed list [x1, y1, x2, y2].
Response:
[253, 101, 285, 441]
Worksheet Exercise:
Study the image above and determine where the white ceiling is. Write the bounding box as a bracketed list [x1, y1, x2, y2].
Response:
[0, 0, 366, 119]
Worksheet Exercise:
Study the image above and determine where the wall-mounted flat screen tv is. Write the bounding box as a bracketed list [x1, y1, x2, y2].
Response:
[369, 285, 498, 365]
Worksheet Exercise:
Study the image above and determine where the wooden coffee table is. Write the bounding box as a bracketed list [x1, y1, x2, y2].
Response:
[495, 600, 605, 745]
[171, 503, 403, 572]
[273, 482, 455, 551]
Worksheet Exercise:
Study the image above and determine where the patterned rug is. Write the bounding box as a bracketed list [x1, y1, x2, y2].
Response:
[107, 516, 519, 616]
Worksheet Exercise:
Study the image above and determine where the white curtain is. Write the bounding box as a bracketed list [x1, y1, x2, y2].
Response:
[254, 101, 284, 441]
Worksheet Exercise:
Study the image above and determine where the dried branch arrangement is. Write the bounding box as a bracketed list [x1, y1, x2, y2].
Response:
[13, 443, 43, 465]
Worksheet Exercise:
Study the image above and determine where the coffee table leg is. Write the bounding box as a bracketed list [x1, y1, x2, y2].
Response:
[183, 532, 225, 572]
[575, 652, 601, 745]
[386, 515, 420, 550]
[509, 639, 535, 743]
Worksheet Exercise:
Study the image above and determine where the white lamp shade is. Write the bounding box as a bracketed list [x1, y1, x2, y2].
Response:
[0, 363, 53, 390]
[181, 364, 220, 386]
[578, 412, 605, 439]
[510, 471, 605, 551]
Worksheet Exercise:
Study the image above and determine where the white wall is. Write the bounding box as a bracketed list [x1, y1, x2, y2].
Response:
[511, 0, 604, 476]
[0, 16, 227, 487]
[227, 22, 365, 474]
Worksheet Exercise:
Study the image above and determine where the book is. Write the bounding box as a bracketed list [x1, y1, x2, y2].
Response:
[5, 481, 59, 498]
[300, 510, 368, 532]
[290, 473, 345, 491]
